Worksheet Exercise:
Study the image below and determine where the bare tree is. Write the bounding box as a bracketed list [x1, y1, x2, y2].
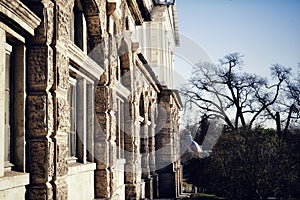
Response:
[265, 64, 300, 134]
[181, 53, 292, 131]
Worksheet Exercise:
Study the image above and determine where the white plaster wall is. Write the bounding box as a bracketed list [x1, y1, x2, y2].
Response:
[66, 163, 96, 200]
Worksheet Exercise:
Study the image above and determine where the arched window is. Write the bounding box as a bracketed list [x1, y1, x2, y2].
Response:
[70, 0, 87, 52]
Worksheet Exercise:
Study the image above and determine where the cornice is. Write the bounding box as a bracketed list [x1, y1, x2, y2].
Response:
[127, 0, 144, 25]
[0, 0, 40, 36]
[67, 41, 104, 80]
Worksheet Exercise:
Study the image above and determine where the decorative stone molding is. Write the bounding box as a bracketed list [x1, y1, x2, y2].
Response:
[0, 0, 41, 36]
[127, 0, 144, 25]
[114, 81, 131, 98]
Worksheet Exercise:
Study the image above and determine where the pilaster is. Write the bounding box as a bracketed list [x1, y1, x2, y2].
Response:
[26, 0, 72, 199]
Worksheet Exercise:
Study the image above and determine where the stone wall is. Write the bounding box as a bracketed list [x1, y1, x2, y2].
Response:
[0, 0, 182, 199]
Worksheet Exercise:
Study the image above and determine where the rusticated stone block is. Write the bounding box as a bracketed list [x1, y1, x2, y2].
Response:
[86, 15, 102, 36]
[95, 169, 110, 198]
[27, 140, 49, 184]
[27, 46, 53, 90]
[57, 97, 70, 133]
[56, 143, 68, 177]
[55, 179, 68, 200]
[125, 184, 138, 200]
[56, 7, 70, 43]
[95, 86, 108, 112]
[94, 139, 110, 167]
[48, 141, 55, 177]
[95, 114, 107, 136]
[56, 51, 69, 90]
[27, 184, 53, 200]
[27, 95, 48, 135]
[30, 2, 54, 45]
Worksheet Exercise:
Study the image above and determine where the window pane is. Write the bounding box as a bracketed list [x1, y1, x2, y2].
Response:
[68, 83, 77, 157]
[5, 45, 12, 163]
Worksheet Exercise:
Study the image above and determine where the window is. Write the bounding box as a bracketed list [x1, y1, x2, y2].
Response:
[68, 78, 77, 160]
[139, 94, 145, 119]
[70, 0, 87, 52]
[68, 68, 95, 164]
[4, 43, 13, 169]
[0, 30, 26, 175]
[116, 97, 125, 159]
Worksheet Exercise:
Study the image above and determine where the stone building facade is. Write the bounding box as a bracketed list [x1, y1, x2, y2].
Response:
[0, 0, 181, 199]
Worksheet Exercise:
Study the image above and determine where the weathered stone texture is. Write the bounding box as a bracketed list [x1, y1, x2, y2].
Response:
[27, 46, 54, 90]
[0, 0, 182, 199]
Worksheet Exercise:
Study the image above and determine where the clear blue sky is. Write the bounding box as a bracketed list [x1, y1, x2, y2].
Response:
[174, 0, 300, 88]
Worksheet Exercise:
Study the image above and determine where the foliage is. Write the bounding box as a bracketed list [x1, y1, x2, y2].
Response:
[184, 127, 300, 199]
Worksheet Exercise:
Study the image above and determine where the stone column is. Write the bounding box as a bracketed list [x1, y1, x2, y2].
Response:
[124, 110, 137, 199]
[118, 49, 140, 199]
[0, 28, 5, 177]
[95, 85, 112, 198]
[26, 1, 54, 199]
[140, 123, 150, 179]
[149, 110, 157, 199]
[26, 0, 72, 199]
[155, 90, 177, 199]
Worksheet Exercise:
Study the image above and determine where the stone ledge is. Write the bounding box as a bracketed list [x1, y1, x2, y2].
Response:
[0, 0, 40, 36]
[0, 171, 29, 191]
[68, 162, 96, 176]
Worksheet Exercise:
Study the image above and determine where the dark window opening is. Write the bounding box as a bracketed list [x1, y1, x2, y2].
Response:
[116, 98, 125, 159]
[70, 0, 88, 51]
[139, 94, 145, 118]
